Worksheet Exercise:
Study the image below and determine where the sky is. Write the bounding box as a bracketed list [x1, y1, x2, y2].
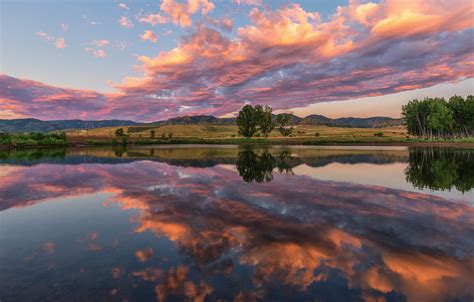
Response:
[0, 0, 473, 122]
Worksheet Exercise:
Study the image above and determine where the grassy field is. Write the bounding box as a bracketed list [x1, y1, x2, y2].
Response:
[67, 124, 408, 142]
[0, 124, 469, 148]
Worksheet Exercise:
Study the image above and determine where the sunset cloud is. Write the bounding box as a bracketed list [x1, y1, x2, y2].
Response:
[233, 0, 261, 5]
[3, 0, 473, 121]
[119, 16, 133, 28]
[119, 3, 129, 10]
[1, 154, 472, 301]
[85, 48, 106, 58]
[139, 13, 168, 26]
[92, 39, 110, 47]
[140, 30, 158, 43]
[159, 0, 215, 27]
[36, 32, 66, 49]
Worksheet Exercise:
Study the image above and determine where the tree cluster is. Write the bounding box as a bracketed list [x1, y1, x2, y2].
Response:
[402, 95, 474, 139]
[236, 105, 293, 138]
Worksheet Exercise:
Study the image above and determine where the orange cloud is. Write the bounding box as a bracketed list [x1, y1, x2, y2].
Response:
[140, 30, 158, 43]
[139, 13, 168, 26]
[160, 0, 215, 28]
[135, 247, 154, 262]
[4, 0, 471, 121]
[119, 16, 133, 28]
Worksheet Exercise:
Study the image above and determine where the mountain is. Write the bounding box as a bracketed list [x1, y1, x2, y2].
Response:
[0, 118, 138, 133]
[152, 115, 236, 126]
[303, 115, 403, 128]
[0, 115, 403, 133]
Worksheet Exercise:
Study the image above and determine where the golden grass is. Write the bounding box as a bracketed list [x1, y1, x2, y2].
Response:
[67, 124, 407, 140]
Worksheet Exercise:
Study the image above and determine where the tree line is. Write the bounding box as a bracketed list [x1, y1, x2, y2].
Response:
[236, 104, 294, 138]
[402, 95, 474, 139]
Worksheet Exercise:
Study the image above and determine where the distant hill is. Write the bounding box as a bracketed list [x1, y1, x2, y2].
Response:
[152, 115, 236, 126]
[0, 118, 138, 133]
[0, 115, 403, 133]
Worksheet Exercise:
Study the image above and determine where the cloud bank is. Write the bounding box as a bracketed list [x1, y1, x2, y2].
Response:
[2, 0, 473, 121]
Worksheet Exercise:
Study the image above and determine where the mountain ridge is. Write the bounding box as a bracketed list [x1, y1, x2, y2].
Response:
[0, 115, 404, 133]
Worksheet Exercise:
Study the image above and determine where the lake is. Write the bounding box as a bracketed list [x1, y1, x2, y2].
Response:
[0, 145, 473, 302]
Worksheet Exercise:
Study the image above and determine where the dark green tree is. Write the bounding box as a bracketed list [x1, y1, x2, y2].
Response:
[115, 128, 125, 137]
[237, 105, 258, 138]
[402, 97, 464, 139]
[255, 105, 274, 137]
[426, 98, 454, 138]
[276, 113, 293, 137]
[464, 95, 474, 136]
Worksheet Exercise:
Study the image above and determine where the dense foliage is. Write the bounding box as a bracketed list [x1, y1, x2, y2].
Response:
[236, 105, 259, 138]
[276, 113, 294, 137]
[402, 95, 474, 139]
[236, 104, 295, 138]
[0, 132, 67, 147]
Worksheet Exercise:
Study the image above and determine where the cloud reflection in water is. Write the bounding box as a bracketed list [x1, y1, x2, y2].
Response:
[0, 146, 473, 301]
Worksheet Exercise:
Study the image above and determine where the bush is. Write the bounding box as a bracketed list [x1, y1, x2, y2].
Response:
[115, 128, 124, 137]
[314, 132, 320, 137]
[374, 132, 384, 137]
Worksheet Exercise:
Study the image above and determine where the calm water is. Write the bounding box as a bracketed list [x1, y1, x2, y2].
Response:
[0, 145, 473, 302]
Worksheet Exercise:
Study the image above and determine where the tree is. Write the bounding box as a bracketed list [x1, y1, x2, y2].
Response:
[276, 113, 293, 137]
[402, 99, 429, 138]
[255, 105, 274, 137]
[426, 98, 453, 138]
[448, 95, 467, 136]
[115, 128, 124, 137]
[237, 105, 258, 138]
[402, 97, 463, 139]
[150, 130, 155, 139]
[464, 95, 474, 136]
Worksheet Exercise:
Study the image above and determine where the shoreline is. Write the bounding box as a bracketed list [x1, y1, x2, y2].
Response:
[2, 139, 474, 149]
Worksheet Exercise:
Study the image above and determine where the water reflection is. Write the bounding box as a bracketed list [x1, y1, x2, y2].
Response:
[0, 146, 472, 192]
[236, 148, 294, 183]
[406, 147, 474, 192]
[0, 146, 473, 301]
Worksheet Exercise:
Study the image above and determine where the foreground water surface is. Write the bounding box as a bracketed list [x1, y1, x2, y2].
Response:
[0, 145, 473, 302]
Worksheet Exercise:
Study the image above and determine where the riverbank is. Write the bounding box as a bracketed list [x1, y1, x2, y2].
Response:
[2, 136, 474, 149]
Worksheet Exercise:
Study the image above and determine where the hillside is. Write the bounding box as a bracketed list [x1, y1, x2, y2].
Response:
[0, 115, 403, 133]
[0, 118, 138, 133]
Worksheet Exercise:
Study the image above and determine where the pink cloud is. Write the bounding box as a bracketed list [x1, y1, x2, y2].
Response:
[85, 48, 106, 58]
[159, 0, 215, 28]
[54, 37, 66, 49]
[207, 16, 233, 32]
[5, 0, 474, 121]
[233, 0, 261, 5]
[119, 16, 133, 28]
[92, 39, 110, 47]
[36, 32, 66, 49]
[140, 30, 158, 43]
[139, 13, 168, 26]
[119, 3, 129, 10]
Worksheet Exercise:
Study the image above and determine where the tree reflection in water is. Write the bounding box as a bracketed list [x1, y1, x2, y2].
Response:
[236, 148, 294, 183]
[405, 147, 474, 192]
